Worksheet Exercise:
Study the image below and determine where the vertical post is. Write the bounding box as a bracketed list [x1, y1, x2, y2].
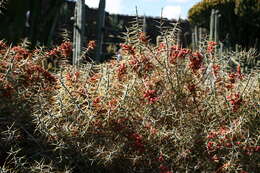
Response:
[177, 30, 182, 47]
[73, 0, 85, 66]
[199, 27, 202, 50]
[214, 10, 220, 43]
[224, 33, 231, 51]
[183, 32, 189, 48]
[96, 0, 106, 62]
[209, 9, 215, 41]
[219, 42, 223, 58]
[48, 3, 63, 46]
[156, 35, 161, 47]
[192, 32, 195, 50]
[194, 25, 198, 49]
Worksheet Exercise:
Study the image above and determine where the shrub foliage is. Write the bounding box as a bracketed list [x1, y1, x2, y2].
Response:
[0, 22, 259, 172]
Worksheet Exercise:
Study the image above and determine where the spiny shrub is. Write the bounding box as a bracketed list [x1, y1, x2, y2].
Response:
[0, 22, 259, 173]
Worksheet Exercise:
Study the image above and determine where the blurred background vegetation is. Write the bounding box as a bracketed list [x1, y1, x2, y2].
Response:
[0, 0, 259, 50]
[188, 0, 260, 50]
[0, 0, 64, 47]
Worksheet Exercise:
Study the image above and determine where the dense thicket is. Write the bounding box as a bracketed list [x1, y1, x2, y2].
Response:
[188, 0, 260, 49]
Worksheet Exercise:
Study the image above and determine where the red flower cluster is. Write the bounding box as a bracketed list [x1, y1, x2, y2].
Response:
[47, 48, 60, 57]
[243, 145, 260, 155]
[157, 153, 164, 162]
[227, 65, 244, 89]
[26, 65, 57, 83]
[12, 46, 31, 60]
[159, 164, 173, 173]
[169, 45, 191, 64]
[207, 41, 217, 53]
[206, 125, 259, 166]
[88, 73, 101, 83]
[226, 73, 237, 89]
[0, 40, 7, 53]
[66, 72, 72, 81]
[129, 55, 154, 76]
[1, 60, 56, 99]
[120, 43, 135, 55]
[59, 41, 72, 57]
[156, 153, 173, 173]
[143, 89, 159, 104]
[65, 71, 81, 84]
[189, 52, 204, 72]
[206, 126, 234, 152]
[226, 93, 243, 112]
[207, 141, 215, 151]
[87, 40, 96, 51]
[116, 63, 127, 80]
[108, 98, 118, 110]
[228, 73, 236, 84]
[128, 132, 144, 153]
[212, 64, 221, 77]
[92, 97, 103, 112]
[47, 41, 72, 58]
[187, 83, 196, 93]
[93, 97, 101, 105]
[141, 55, 155, 71]
[157, 43, 166, 52]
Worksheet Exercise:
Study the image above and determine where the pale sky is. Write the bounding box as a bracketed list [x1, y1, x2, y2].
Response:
[83, 0, 201, 19]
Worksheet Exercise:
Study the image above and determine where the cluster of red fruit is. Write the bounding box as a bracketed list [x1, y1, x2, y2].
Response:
[47, 41, 72, 58]
[143, 89, 159, 104]
[226, 93, 243, 112]
[169, 45, 190, 64]
[207, 41, 218, 53]
[116, 63, 127, 80]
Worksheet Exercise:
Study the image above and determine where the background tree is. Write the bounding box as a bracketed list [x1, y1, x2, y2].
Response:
[188, 0, 260, 49]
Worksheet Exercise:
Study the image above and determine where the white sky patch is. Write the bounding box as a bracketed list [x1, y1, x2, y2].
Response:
[144, 0, 192, 2]
[85, 0, 123, 14]
[166, 0, 193, 3]
[162, 5, 182, 19]
[85, 0, 99, 7]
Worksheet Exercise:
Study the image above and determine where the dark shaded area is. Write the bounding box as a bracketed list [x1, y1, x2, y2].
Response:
[0, 0, 64, 47]
[0, 0, 192, 61]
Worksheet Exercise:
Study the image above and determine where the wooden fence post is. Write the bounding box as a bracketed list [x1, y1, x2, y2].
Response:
[177, 30, 182, 47]
[192, 32, 195, 50]
[96, 0, 106, 62]
[73, 0, 85, 66]
[209, 9, 215, 41]
[214, 10, 220, 43]
[199, 27, 202, 50]
[194, 25, 198, 49]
